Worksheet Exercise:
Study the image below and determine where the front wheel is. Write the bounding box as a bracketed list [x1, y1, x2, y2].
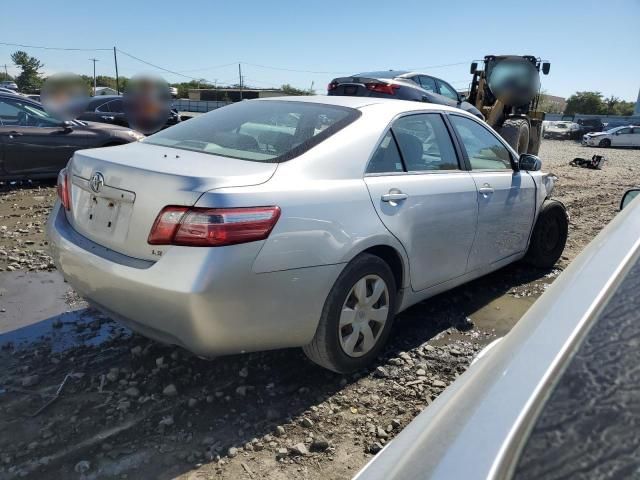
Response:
[303, 253, 397, 373]
[599, 139, 611, 147]
[524, 200, 569, 269]
[499, 118, 530, 154]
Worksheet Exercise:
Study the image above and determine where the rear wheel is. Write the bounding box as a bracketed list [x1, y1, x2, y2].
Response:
[599, 138, 611, 147]
[525, 200, 568, 269]
[303, 253, 397, 373]
[499, 118, 530, 154]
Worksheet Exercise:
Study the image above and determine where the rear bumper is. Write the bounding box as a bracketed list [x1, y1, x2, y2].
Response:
[46, 202, 343, 356]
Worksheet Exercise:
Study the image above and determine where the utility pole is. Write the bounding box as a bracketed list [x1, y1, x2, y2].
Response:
[113, 47, 120, 95]
[238, 63, 243, 101]
[1, 64, 8, 77]
[89, 58, 99, 96]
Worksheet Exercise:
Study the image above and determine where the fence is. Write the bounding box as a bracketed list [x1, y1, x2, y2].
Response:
[545, 113, 640, 124]
[172, 99, 231, 113]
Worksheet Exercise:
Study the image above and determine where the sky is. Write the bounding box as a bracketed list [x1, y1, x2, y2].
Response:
[1, 0, 639, 101]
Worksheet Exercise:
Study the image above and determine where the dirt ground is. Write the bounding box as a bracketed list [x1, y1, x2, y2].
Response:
[0, 140, 639, 480]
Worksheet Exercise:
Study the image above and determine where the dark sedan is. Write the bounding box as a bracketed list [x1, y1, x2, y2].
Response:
[328, 70, 483, 119]
[77, 95, 181, 129]
[0, 92, 144, 180]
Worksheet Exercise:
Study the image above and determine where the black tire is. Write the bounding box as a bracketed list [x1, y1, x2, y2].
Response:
[528, 123, 543, 155]
[525, 200, 568, 269]
[303, 253, 397, 373]
[499, 118, 530, 154]
[599, 138, 611, 148]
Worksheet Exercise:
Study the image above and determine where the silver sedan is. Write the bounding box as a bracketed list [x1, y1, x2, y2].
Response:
[47, 96, 567, 372]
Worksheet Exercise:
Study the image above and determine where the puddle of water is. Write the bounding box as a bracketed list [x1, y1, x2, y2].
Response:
[470, 293, 537, 338]
[0, 271, 129, 353]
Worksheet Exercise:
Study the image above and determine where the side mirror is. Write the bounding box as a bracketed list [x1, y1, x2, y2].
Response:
[519, 153, 542, 171]
[61, 120, 74, 132]
[458, 93, 467, 103]
[621, 188, 640, 210]
[470, 62, 478, 75]
[542, 62, 551, 75]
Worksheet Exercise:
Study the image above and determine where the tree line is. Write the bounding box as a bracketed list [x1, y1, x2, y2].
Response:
[564, 91, 635, 116]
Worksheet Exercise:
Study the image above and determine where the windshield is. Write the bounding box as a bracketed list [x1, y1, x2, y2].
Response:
[555, 123, 568, 129]
[145, 100, 360, 163]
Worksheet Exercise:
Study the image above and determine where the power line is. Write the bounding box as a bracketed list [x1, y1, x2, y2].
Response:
[178, 62, 239, 73]
[407, 61, 472, 70]
[0, 41, 110, 51]
[240, 62, 350, 75]
[115, 48, 201, 80]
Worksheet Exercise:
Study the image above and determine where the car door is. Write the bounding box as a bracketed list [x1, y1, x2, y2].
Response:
[611, 127, 633, 146]
[632, 128, 640, 147]
[0, 98, 87, 176]
[448, 114, 536, 270]
[364, 113, 478, 291]
[103, 99, 129, 127]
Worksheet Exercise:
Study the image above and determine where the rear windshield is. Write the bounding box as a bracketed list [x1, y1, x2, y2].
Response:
[145, 100, 361, 163]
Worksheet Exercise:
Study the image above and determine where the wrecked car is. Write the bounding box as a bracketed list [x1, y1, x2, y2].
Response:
[543, 121, 581, 140]
[47, 96, 568, 373]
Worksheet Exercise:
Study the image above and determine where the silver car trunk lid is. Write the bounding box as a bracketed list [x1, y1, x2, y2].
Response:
[66, 142, 277, 261]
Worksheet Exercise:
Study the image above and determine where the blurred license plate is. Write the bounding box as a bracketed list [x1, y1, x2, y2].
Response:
[344, 85, 357, 95]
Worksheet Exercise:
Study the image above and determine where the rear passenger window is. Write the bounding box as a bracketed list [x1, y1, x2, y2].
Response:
[96, 101, 112, 113]
[418, 76, 437, 93]
[367, 131, 404, 174]
[392, 114, 459, 171]
[450, 115, 512, 170]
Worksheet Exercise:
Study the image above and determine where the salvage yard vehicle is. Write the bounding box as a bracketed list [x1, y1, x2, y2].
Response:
[582, 125, 640, 148]
[355, 188, 640, 480]
[327, 70, 484, 119]
[0, 92, 144, 180]
[47, 96, 568, 373]
[543, 121, 581, 140]
[468, 55, 550, 155]
[576, 117, 603, 134]
[77, 95, 181, 130]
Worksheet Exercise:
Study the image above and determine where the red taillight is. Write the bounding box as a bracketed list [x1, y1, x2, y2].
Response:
[327, 82, 338, 92]
[365, 82, 400, 95]
[148, 206, 281, 247]
[57, 168, 71, 211]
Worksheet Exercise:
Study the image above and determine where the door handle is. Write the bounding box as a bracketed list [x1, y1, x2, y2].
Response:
[101, 116, 115, 121]
[381, 191, 409, 202]
[478, 184, 494, 196]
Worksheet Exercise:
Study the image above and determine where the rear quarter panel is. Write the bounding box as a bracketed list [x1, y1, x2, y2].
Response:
[194, 106, 411, 285]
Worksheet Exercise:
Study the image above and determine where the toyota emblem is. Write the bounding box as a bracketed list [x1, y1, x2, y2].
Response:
[89, 172, 105, 193]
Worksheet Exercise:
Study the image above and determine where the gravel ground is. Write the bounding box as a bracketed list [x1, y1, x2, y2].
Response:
[0, 140, 639, 480]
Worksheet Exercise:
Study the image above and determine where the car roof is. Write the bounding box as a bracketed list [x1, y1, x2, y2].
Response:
[258, 95, 470, 116]
[88, 95, 121, 103]
[611, 124, 639, 129]
[0, 91, 33, 101]
[354, 70, 410, 78]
